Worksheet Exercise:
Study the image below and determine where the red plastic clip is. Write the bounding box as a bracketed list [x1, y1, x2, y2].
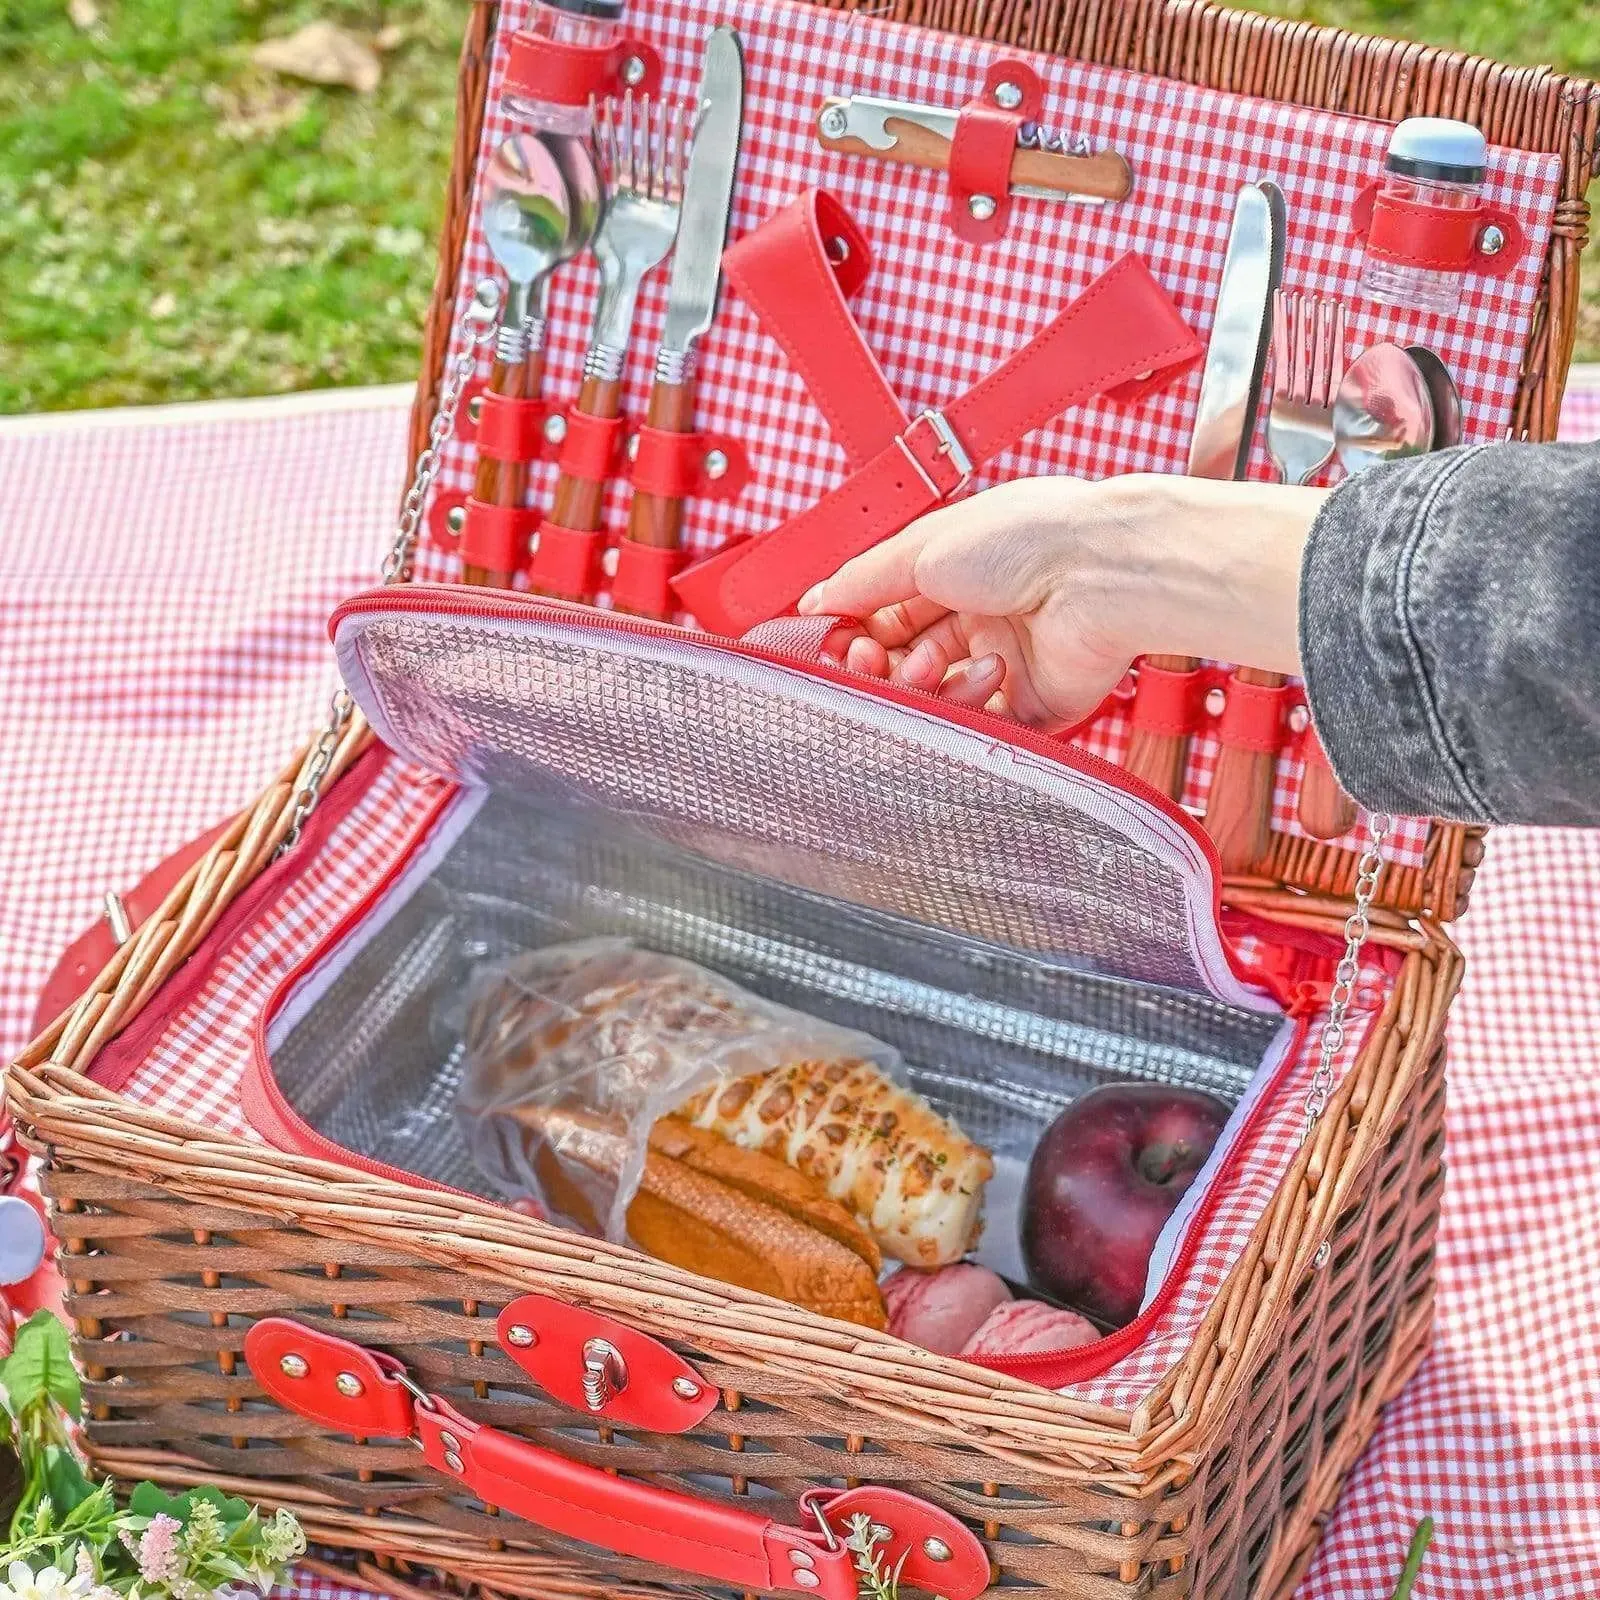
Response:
[948, 59, 1042, 244]
[503, 32, 662, 109]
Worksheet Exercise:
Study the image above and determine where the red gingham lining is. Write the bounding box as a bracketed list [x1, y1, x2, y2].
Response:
[2, 383, 1597, 1597]
[414, 0, 1563, 870]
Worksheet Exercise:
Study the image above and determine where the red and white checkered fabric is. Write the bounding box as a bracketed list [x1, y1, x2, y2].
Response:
[416, 0, 1562, 868]
[1, 377, 1598, 1597]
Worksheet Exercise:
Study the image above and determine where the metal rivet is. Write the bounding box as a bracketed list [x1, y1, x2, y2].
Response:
[703, 448, 729, 481]
[335, 1372, 364, 1397]
[446, 504, 467, 535]
[467, 395, 484, 424]
[444, 1449, 464, 1473]
[826, 235, 851, 265]
[922, 1537, 953, 1562]
[622, 54, 647, 87]
[543, 413, 568, 445]
[818, 104, 849, 139]
[627, 432, 640, 461]
[439, 1430, 460, 1453]
[993, 80, 1023, 109]
[1204, 686, 1227, 717]
[1478, 223, 1507, 257]
[789, 1550, 815, 1570]
[278, 1354, 308, 1379]
[1313, 1240, 1331, 1270]
[1288, 703, 1310, 734]
[601, 546, 620, 578]
[793, 1573, 820, 1590]
[967, 193, 997, 222]
[672, 1377, 702, 1400]
[506, 1324, 537, 1347]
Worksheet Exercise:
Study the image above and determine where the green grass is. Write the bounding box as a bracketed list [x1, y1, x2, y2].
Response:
[0, 0, 1594, 414]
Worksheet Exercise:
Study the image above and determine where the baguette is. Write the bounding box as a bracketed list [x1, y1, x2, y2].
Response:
[678, 1059, 993, 1267]
[507, 1105, 887, 1329]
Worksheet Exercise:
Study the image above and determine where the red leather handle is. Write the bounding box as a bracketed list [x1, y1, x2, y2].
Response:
[245, 1317, 989, 1600]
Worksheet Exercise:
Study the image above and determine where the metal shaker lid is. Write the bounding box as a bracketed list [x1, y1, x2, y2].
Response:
[1385, 117, 1488, 183]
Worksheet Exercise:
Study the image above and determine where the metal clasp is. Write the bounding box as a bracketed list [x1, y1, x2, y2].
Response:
[895, 408, 974, 500]
[580, 1338, 628, 1412]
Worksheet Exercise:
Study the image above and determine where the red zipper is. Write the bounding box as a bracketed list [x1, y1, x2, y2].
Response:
[331, 584, 1258, 993]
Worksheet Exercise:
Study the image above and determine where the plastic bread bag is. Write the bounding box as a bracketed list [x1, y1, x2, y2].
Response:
[457, 937, 918, 1248]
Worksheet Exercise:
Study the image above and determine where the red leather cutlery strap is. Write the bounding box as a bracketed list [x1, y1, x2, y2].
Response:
[947, 59, 1043, 244]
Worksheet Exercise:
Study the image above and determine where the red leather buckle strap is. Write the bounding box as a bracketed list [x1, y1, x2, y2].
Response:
[674, 221, 1202, 635]
[1215, 672, 1295, 755]
[611, 540, 683, 620]
[461, 499, 540, 577]
[476, 392, 562, 464]
[557, 408, 626, 483]
[949, 59, 1042, 244]
[531, 520, 604, 601]
[246, 1317, 989, 1600]
[1351, 182, 1526, 279]
[629, 426, 751, 502]
[504, 31, 662, 108]
[1130, 661, 1206, 739]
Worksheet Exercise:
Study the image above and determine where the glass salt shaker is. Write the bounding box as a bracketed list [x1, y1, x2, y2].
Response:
[1359, 117, 1487, 315]
[504, 0, 626, 136]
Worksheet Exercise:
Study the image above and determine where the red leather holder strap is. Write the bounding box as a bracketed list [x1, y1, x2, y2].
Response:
[558, 410, 626, 482]
[462, 500, 540, 577]
[245, 1317, 988, 1600]
[628, 426, 750, 501]
[1130, 662, 1206, 739]
[611, 541, 683, 620]
[1352, 183, 1526, 279]
[673, 197, 1202, 635]
[503, 31, 662, 107]
[1216, 673, 1294, 755]
[475, 392, 561, 464]
[532, 521, 604, 601]
[948, 60, 1041, 244]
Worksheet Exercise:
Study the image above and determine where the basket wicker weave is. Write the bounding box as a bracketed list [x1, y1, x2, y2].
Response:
[7, 2, 1597, 1597]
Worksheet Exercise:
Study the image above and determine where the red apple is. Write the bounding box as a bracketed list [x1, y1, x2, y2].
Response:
[1021, 1083, 1230, 1330]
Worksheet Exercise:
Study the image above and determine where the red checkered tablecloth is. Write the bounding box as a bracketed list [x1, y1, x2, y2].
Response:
[0, 371, 1597, 1596]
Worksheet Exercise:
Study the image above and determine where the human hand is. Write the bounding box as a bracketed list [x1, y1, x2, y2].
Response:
[798, 473, 1327, 731]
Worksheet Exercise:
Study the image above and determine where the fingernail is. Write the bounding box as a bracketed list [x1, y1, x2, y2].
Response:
[797, 584, 824, 614]
[970, 652, 1003, 683]
[903, 640, 938, 681]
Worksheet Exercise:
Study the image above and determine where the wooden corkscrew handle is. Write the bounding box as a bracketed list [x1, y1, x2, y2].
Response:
[463, 347, 545, 589]
[624, 373, 695, 557]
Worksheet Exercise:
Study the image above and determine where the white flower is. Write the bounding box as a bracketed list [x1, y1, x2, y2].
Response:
[0, 1559, 96, 1600]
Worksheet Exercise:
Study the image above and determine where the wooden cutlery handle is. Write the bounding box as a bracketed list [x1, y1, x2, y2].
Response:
[1203, 666, 1284, 873]
[1123, 653, 1199, 800]
[549, 373, 623, 535]
[1297, 749, 1360, 840]
[463, 348, 545, 589]
[625, 375, 695, 551]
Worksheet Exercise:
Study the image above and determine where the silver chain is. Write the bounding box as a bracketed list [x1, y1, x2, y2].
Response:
[277, 280, 502, 857]
[1302, 810, 1393, 1140]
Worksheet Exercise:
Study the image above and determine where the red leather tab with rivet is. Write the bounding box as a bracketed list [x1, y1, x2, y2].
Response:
[1351, 182, 1525, 279]
[948, 59, 1041, 244]
[557, 409, 627, 484]
[611, 541, 683, 620]
[674, 248, 1202, 636]
[504, 31, 662, 107]
[530, 521, 604, 601]
[809, 1486, 991, 1600]
[1215, 672, 1295, 755]
[629, 427, 751, 501]
[245, 1318, 416, 1438]
[476, 392, 561, 464]
[1130, 661, 1206, 739]
[461, 499, 540, 576]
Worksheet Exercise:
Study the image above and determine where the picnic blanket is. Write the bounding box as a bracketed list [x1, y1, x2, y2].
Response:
[2, 374, 1598, 1597]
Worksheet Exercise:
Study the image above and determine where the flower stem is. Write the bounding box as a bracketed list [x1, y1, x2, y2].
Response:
[1388, 1516, 1434, 1600]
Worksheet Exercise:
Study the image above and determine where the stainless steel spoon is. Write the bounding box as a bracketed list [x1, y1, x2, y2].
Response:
[1405, 344, 1464, 450]
[1333, 342, 1435, 477]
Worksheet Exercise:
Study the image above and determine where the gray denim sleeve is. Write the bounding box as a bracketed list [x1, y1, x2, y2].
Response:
[1299, 440, 1600, 826]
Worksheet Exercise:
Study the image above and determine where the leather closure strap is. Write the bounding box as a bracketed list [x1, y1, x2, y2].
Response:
[674, 231, 1203, 636]
[461, 499, 539, 577]
[504, 31, 662, 107]
[948, 60, 1042, 244]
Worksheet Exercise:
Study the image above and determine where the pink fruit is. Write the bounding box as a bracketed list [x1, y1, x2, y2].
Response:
[960, 1297, 1100, 1358]
[883, 1262, 1012, 1356]
[1021, 1083, 1229, 1329]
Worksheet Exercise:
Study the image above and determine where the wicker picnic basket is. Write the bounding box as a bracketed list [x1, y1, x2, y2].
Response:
[7, 1, 1598, 1597]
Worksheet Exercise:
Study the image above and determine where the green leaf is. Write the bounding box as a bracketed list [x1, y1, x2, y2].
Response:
[39, 1444, 97, 1514]
[128, 1480, 185, 1519]
[0, 1312, 82, 1422]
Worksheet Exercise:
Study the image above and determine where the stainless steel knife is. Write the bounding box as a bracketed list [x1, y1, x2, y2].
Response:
[623, 24, 744, 588]
[657, 25, 744, 372]
[1186, 181, 1283, 480]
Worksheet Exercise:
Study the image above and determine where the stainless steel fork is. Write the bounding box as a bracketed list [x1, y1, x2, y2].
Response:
[585, 91, 689, 383]
[1265, 292, 1348, 486]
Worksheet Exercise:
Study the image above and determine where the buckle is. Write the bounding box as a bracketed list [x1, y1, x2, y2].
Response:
[895, 408, 973, 500]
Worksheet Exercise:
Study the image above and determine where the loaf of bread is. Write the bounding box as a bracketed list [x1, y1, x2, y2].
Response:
[508, 1104, 887, 1329]
[678, 1059, 993, 1267]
